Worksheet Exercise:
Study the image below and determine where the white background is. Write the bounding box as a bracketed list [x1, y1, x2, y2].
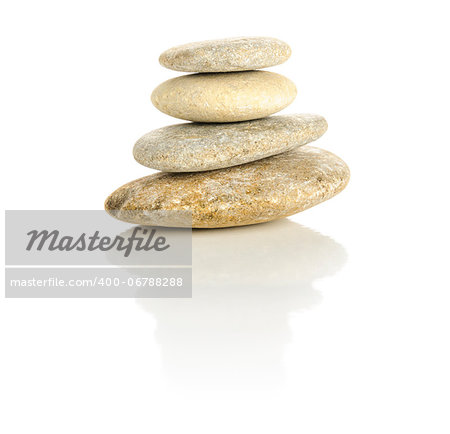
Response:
[1, 0, 449, 432]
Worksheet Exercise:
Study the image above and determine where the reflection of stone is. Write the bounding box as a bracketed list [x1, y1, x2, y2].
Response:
[137, 219, 347, 393]
[104, 224, 191, 267]
[193, 219, 346, 290]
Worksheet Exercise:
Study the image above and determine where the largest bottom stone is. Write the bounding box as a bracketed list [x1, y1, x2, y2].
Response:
[105, 146, 350, 228]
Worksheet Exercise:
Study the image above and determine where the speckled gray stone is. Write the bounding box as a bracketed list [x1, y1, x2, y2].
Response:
[159, 37, 291, 73]
[105, 146, 350, 228]
[151, 71, 297, 123]
[133, 114, 328, 172]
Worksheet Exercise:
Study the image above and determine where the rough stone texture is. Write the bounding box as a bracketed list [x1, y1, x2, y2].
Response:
[151, 71, 297, 123]
[159, 37, 291, 73]
[105, 146, 350, 229]
[133, 114, 328, 172]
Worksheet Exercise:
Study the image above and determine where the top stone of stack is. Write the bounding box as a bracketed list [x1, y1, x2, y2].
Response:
[159, 36, 291, 73]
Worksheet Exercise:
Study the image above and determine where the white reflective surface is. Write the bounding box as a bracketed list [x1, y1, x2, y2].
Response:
[139, 220, 347, 392]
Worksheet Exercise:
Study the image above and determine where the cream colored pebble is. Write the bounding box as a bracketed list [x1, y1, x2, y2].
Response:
[151, 71, 297, 123]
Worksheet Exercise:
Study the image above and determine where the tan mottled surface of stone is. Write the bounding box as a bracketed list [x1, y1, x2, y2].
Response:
[151, 71, 297, 123]
[105, 146, 350, 228]
[133, 114, 328, 172]
[159, 37, 291, 72]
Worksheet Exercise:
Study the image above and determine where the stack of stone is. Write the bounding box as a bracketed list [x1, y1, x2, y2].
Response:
[105, 37, 350, 228]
